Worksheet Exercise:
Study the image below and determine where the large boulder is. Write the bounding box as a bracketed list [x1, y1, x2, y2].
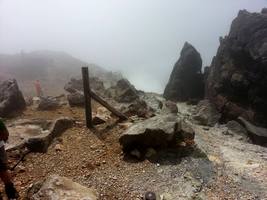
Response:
[37, 97, 60, 110]
[106, 79, 139, 103]
[27, 174, 97, 200]
[0, 79, 26, 117]
[67, 92, 84, 107]
[164, 42, 204, 101]
[119, 114, 194, 152]
[206, 10, 267, 126]
[193, 100, 221, 126]
[120, 99, 155, 118]
[237, 117, 267, 146]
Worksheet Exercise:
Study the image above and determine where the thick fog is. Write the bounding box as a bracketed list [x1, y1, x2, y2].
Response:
[0, 0, 266, 92]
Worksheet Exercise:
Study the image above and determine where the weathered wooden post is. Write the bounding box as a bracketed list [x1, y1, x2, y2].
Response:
[82, 67, 93, 128]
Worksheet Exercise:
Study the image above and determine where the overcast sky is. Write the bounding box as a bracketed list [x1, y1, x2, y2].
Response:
[0, 0, 266, 92]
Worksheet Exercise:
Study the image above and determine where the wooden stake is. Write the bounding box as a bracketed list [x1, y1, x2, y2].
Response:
[82, 67, 93, 128]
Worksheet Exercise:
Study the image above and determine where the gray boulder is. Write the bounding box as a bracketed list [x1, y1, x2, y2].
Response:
[27, 174, 97, 200]
[237, 117, 267, 146]
[164, 42, 204, 101]
[119, 114, 194, 152]
[0, 79, 26, 117]
[37, 97, 60, 110]
[225, 120, 250, 141]
[106, 79, 139, 103]
[121, 99, 155, 118]
[67, 92, 84, 107]
[161, 101, 178, 114]
[193, 100, 221, 126]
[26, 117, 73, 152]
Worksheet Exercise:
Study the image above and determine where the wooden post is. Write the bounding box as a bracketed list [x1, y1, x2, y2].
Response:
[82, 67, 93, 128]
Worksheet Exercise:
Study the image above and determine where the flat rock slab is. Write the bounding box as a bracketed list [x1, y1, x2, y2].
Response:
[28, 175, 97, 200]
[26, 117, 73, 152]
[119, 114, 181, 151]
[6, 119, 51, 151]
[6, 117, 73, 152]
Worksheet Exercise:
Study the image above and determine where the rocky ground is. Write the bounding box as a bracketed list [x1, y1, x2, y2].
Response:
[1, 101, 266, 200]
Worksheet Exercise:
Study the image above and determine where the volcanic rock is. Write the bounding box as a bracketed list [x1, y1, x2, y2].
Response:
[37, 97, 60, 110]
[161, 101, 178, 114]
[193, 100, 221, 126]
[206, 10, 267, 126]
[237, 117, 267, 146]
[106, 79, 139, 103]
[119, 114, 195, 152]
[27, 175, 97, 200]
[164, 42, 204, 101]
[122, 99, 155, 118]
[26, 117, 73, 153]
[0, 79, 26, 117]
[67, 92, 84, 107]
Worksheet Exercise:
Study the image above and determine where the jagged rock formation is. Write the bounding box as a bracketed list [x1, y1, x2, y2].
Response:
[206, 9, 267, 127]
[0, 79, 26, 117]
[164, 42, 204, 101]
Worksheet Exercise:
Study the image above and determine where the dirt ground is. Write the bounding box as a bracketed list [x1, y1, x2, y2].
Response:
[2, 102, 267, 200]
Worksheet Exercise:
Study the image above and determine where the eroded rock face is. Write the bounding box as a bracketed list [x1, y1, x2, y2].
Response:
[164, 42, 204, 102]
[0, 79, 26, 117]
[27, 175, 97, 200]
[206, 10, 267, 126]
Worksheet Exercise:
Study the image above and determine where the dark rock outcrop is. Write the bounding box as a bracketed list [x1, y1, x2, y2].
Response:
[164, 42, 204, 101]
[0, 79, 26, 117]
[206, 10, 267, 126]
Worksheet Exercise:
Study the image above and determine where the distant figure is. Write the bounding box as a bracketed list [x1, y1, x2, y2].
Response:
[34, 80, 43, 97]
[0, 119, 19, 199]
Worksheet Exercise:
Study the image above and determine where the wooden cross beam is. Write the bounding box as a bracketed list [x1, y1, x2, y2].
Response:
[81, 66, 127, 128]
